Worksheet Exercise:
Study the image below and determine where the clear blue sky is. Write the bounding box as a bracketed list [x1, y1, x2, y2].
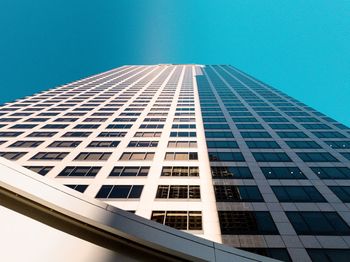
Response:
[1, 1, 349, 126]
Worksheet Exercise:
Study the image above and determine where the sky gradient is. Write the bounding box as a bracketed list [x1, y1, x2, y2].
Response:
[1, 1, 349, 125]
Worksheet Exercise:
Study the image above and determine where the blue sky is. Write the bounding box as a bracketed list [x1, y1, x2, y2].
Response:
[1, 1, 349, 126]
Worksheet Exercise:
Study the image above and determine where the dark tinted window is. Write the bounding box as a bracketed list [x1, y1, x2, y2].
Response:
[272, 186, 326, 202]
[286, 212, 350, 235]
[218, 211, 278, 235]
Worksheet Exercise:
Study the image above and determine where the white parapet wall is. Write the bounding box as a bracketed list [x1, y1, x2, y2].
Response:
[0, 157, 280, 262]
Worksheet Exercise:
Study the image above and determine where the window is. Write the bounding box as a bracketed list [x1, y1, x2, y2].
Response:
[57, 166, 101, 177]
[139, 124, 164, 129]
[128, 141, 158, 147]
[84, 118, 107, 122]
[205, 131, 234, 138]
[113, 118, 137, 122]
[311, 167, 350, 179]
[156, 185, 200, 199]
[246, 141, 280, 149]
[269, 123, 298, 130]
[285, 111, 309, 116]
[74, 152, 111, 161]
[96, 185, 143, 199]
[151, 211, 202, 230]
[297, 152, 339, 162]
[98, 132, 126, 137]
[214, 186, 263, 202]
[74, 124, 100, 129]
[209, 152, 245, 162]
[10, 124, 37, 129]
[206, 141, 238, 148]
[263, 117, 289, 123]
[218, 211, 278, 235]
[240, 131, 271, 138]
[0, 118, 20, 122]
[172, 124, 196, 129]
[0, 131, 23, 137]
[120, 152, 155, 160]
[173, 118, 195, 122]
[87, 141, 120, 148]
[65, 184, 88, 193]
[202, 112, 224, 117]
[134, 132, 161, 137]
[93, 112, 114, 116]
[293, 117, 319, 122]
[143, 118, 166, 122]
[9, 141, 43, 148]
[341, 153, 350, 160]
[12, 112, 33, 116]
[286, 212, 350, 235]
[167, 141, 197, 148]
[313, 131, 346, 138]
[253, 152, 291, 162]
[48, 141, 81, 148]
[64, 112, 85, 116]
[25, 118, 49, 122]
[31, 152, 68, 160]
[272, 186, 326, 202]
[326, 141, 350, 149]
[329, 187, 350, 202]
[0, 151, 26, 160]
[236, 124, 264, 129]
[261, 167, 306, 179]
[211, 166, 252, 179]
[109, 166, 149, 177]
[204, 124, 230, 129]
[161, 166, 199, 177]
[230, 112, 253, 117]
[120, 113, 141, 116]
[232, 117, 258, 123]
[27, 132, 57, 137]
[203, 118, 227, 123]
[335, 123, 350, 129]
[170, 131, 196, 137]
[62, 132, 91, 137]
[42, 124, 68, 129]
[107, 124, 132, 129]
[307, 249, 350, 262]
[302, 123, 331, 130]
[24, 166, 53, 176]
[165, 152, 198, 160]
[277, 131, 308, 138]
[285, 140, 321, 149]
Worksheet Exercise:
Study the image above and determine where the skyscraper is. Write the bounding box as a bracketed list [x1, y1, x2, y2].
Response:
[0, 64, 349, 261]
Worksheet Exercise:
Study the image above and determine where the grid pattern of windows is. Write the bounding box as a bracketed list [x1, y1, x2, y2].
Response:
[197, 64, 350, 261]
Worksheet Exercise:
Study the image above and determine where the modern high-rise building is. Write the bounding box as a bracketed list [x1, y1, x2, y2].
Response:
[0, 64, 350, 262]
